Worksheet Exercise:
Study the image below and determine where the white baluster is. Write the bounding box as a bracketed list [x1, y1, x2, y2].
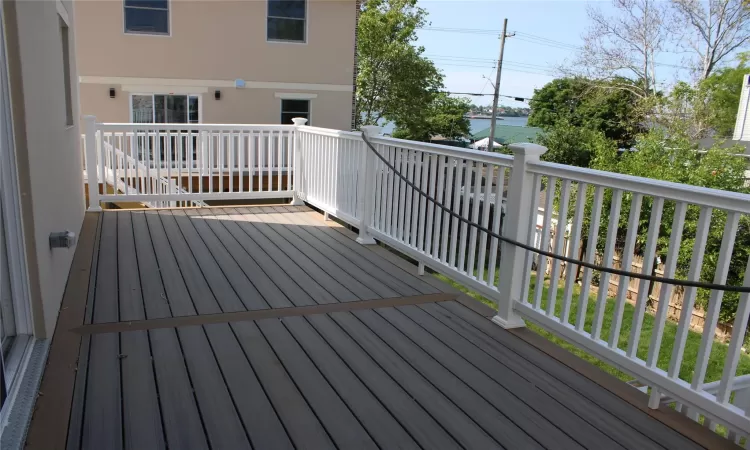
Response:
[591, 189, 623, 341]
[608, 193, 643, 348]
[576, 186, 604, 332]
[560, 182, 587, 323]
[533, 176, 557, 309]
[546, 179, 572, 316]
[627, 197, 664, 356]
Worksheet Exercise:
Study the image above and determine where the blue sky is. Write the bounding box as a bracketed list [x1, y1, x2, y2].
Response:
[416, 1, 691, 107]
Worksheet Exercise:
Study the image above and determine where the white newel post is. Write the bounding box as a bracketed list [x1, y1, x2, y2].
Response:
[84, 115, 102, 211]
[356, 125, 382, 245]
[493, 143, 547, 328]
[290, 117, 308, 205]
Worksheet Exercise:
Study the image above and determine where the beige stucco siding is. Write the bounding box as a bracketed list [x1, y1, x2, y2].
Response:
[75, 0, 357, 85]
[6, 0, 85, 337]
[80, 84, 353, 130]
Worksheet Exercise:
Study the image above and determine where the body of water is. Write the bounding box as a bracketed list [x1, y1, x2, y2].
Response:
[379, 116, 529, 136]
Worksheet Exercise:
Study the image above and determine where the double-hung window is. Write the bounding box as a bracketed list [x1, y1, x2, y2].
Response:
[124, 0, 169, 35]
[267, 0, 306, 43]
[280, 99, 310, 124]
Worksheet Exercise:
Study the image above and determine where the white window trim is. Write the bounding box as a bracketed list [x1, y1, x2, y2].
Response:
[123, 0, 172, 37]
[0, 3, 31, 339]
[129, 93, 202, 124]
[280, 98, 311, 125]
[265, 0, 308, 45]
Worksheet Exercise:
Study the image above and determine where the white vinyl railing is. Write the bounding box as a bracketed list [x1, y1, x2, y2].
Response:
[83, 116, 295, 209]
[82, 117, 750, 443]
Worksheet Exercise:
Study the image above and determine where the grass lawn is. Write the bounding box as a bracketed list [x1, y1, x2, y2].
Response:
[435, 271, 750, 385]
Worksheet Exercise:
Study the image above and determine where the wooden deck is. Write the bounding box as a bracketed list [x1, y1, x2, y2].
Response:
[25, 206, 737, 450]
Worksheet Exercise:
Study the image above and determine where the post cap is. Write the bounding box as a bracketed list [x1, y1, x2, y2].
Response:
[360, 125, 383, 137]
[291, 117, 308, 126]
[508, 142, 547, 157]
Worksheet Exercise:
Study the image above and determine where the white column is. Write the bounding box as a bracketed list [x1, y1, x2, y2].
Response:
[84, 115, 102, 211]
[493, 143, 547, 329]
[290, 117, 308, 205]
[356, 125, 382, 245]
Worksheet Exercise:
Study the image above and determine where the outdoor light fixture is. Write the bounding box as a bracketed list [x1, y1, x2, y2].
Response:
[109, 88, 116, 98]
[215, 90, 221, 100]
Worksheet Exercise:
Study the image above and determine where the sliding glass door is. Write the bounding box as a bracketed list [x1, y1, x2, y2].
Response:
[131, 94, 201, 167]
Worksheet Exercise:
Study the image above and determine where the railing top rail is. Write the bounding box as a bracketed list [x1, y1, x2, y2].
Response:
[96, 123, 296, 131]
[367, 134, 515, 167]
[297, 126, 363, 139]
[530, 160, 750, 214]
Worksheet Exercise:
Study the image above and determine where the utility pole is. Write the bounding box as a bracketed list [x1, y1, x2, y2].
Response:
[487, 19, 513, 151]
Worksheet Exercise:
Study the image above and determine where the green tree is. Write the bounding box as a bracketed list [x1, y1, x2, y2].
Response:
[391, 94, 471, 141]
[355, 0, 442, 128]
[701, 53, 750, 137]
[537, 120, 617, 167]
[527, 77, 643, 147]
[590, 128, 749, 321]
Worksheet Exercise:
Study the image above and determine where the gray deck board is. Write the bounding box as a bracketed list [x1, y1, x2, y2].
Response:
[138, 212, 214, 450]
[286, 206, 440, 295]
[81, 212, 122, 450]
[116, 212, 165, 450]
[267, 206, 407, 297]
[63, 207, 725, 450]
[193, 208, 299, 308]
[232, 207, 349, 303]
[434, 300, 704, 450]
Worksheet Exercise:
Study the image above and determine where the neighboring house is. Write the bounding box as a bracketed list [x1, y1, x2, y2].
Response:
[0, 0, 85, 447]
[734, 73, 750, 142]
[74, 0, 358, 130]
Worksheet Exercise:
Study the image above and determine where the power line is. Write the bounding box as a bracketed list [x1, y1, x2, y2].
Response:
[422, 27, 693, 70]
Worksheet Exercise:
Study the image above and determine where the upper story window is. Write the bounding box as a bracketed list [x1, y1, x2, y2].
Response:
[267, 0, 306, 43]
[124, 0, 169, 35]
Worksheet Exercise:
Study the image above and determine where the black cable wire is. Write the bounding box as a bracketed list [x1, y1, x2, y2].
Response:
[360, 132, 750, 294]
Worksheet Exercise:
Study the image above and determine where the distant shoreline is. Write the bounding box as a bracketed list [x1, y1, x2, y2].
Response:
[465, 115, 529, 120]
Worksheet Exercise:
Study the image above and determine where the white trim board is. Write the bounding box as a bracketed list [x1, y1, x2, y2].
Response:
[275, 92, 318, 99]
[80, 76, 353, 93]
[122, 85, 208, 94]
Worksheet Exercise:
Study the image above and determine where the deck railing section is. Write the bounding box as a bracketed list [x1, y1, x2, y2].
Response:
[83, 116, 294, 209]
[82, 118, 750, 443]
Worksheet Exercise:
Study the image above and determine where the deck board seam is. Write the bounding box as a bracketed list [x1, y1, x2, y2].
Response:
[386, 305, 600, 450]
[289, 207, 440, 295]
[276, 207, 426, 297]
[220, 207, 339, 305]
[243, 207, 377, 300]
[127, 212, 170, 449]
[298, 315, 428, 449]
[262, 207, 401, 298]
[176, 209, 276, 311]
[233, 207, 361, 302]
[147, 212, 213, 445]
[277, 318, 382, 448]
[64, 214, 103, 450]
[252, 321, 340, 449]
[433, 301, 696, 449]
[402, 303, 631, 449]
[342, 310, 507, 449]
[414, 303, 639, 448]
[355, 307, 544, 449]
[192, 208, 299, 308]
[318, 313, 464, 448]
[159, 210, 266, 447]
